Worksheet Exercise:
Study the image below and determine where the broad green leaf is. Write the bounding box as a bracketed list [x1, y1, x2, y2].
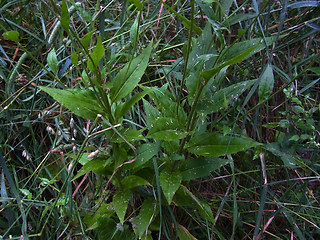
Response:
[137, 198, 158, 238]
[140, 233, 153, 240]
[186, 61, 205, 100]
[220, 36, 277, 64]
[146, 117, 188, 141]
[2, 31, 19, 43]
[110, 41, 153, 103]
[174, 185, 214, 223]
[258, 64, 274, 102]
[202, 36, 277, 80]
[181, 157, 229, 181]
[110, 128, 145, 143]
[123, 142, 160, 170]
[292, 104, 305, 113]
[187, 23, 217, 72]
[144, 84, 187, 121]
[300, 134, 312, 140]
[202, 45, 258, 80]
[198, 80, 256, 114]
[81, 70, 90, 87]
[128, 0, 143, 10]
[61, 0, 70, 32]
[80, 31, 94, 49]
[95, 216, 135, 239]
[221, 0, 233, 14]
[113, 190, 131, 224]
[85, 203, 115, 230]
[115, 89, 151, 120]
[223, 13, 256, 26]
[122, 175, 150, 190]
[40, 177, 57, 186]
[196, 0, 215, 20]
[71, 51, 78, 65]
[113, 145, 128, 169]
[264, 143, 297, 168]
[47, 49, 58, 75]
[142, 99, 161, 127]
[78, 152, 91, 165]
[56, 195, 68, 206]
[177, 224, 198, 240]
[173, 186, 200, 207]
[130, 18, 139, 48]
[221, 0, 234, 14]
[160, 169, 182, 203]
[72, 159, 111, 181]
[199, 202, 215, 224]
[308, 67, 320, 74]
[20, 189, 32, 200]
[186, 133, 261, 157]
[88, 34, 105, 72]
[39, 87, 101, 120]
[162, 141, 180, 154]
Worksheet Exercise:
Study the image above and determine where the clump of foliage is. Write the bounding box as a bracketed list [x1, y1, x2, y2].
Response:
[1, 0, 319, 239]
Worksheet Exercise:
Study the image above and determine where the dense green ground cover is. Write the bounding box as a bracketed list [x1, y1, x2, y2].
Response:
[0, 0, 319, 239]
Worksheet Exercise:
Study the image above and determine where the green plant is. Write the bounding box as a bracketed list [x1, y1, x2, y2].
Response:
[1, 0, 319, 239]
[29, 1, 275, 239]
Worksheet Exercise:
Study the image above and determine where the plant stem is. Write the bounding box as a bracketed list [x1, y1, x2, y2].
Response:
[178, 0, 195, 102]
[179, 80, 205, 153]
